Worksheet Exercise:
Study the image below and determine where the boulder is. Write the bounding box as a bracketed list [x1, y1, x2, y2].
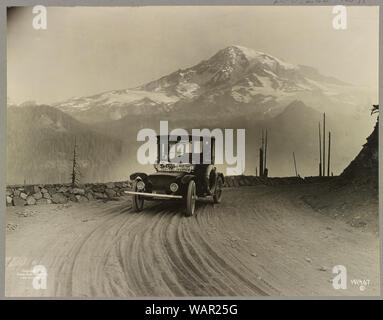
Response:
[238, 178, 246, 186]
[57, 186, 68, 193]
[46, 186, 56, 195]
[69, 194, 77, 202]
[6, 196, 13, 205]
[78, 196, 89, 203]
[245, 177, 252, 185]
[71, 188, 85, 195]
[105, 188, 117, 198]
[24, 185, 34, 194]
[94, 192, 106, 199]
[41, 188, 48, 193]
[51, 193, 68, 204]
[33, 185, 40, 193]
[14, 190, 21, 197]
[6, 189, 13, 196]
[47, 199, 52, 204]
[93, 185, 105, 193]
[26, 196, 36, 205]
[106, 182, 115, 189]
[33, 192, 43, 200]
[13, 197, 26, 206]
[43, 192, 51, 199]
[86, 192, 94, 201]
[20, 192, 27, 200]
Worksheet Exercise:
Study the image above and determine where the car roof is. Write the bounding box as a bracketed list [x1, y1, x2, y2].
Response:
[156, 135, 215, 141]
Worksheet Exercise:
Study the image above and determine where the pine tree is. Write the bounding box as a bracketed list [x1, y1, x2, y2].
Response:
[70, 137, 81, 186]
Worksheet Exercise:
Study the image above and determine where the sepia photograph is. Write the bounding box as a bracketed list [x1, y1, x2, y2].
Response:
[5, 5, 380, 297]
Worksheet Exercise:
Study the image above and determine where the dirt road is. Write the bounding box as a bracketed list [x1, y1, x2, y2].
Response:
[5, 185, 380, 297]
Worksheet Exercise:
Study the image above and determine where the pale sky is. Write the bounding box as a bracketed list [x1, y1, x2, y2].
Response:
[7, 6, 379, 105]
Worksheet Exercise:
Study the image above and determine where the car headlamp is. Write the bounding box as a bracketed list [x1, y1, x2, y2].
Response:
[170, 183, 179, 193]
[136, 180, 145, 191]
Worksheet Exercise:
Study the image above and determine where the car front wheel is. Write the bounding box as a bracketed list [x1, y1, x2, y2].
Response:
[185, 180, 196, 217]
[132, 181, 144, 212]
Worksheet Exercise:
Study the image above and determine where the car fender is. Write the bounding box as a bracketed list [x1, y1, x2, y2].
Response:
[130, 172, 148, 182]
[180, 174, 195, 185]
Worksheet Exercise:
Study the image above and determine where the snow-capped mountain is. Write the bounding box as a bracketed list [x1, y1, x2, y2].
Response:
[53, 45, 371, 123]
[8, 46, 377, 181]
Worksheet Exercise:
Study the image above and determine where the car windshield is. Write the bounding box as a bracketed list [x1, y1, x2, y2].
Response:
[168, 141, 202, 160]
[157, 136, 214, 164]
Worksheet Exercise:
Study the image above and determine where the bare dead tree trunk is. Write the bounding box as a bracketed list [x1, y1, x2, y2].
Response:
[259, 148, 264, 178]
[323, 113, 326, 176]
[327, 131, 331, 177]
[259, 129, 264, 177]
[318, 122, 322, 177]
[293, 152, 298, 177]
[264, 129, 268, 177]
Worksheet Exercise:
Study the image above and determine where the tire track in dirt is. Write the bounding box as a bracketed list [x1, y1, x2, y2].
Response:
[50, 196, 274, 296]
[5, 186, 380, 297]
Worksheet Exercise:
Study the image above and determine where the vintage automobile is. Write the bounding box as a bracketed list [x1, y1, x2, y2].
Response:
[126, 135, 224, 216]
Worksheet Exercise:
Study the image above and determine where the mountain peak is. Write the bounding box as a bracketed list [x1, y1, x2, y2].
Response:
[216, 45, 296, 71]
[213, 45, 261, 63]
[226, 45, 263, 58]
[276, 100, 320, 122]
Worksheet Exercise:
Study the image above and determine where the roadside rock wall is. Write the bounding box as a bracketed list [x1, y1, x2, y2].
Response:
[6, 176, 336, 207]
[6, 181, 131, 207]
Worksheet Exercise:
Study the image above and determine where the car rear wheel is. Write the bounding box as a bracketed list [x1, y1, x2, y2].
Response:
[185, 180, 196, 217]
[213, 176, 223, 204]
[204, 165, 217, 195]
[132, 181, 144, 212]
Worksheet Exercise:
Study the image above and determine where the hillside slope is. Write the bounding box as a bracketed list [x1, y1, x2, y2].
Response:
[341, 118, 378, 185]
[302, 117, 379, 232]
[92, 100, 372, 178]
[6, 105, 125, 184]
